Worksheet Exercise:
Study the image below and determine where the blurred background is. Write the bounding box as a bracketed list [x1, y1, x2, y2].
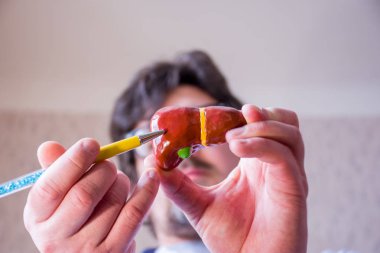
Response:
[0, 0, 379, 252]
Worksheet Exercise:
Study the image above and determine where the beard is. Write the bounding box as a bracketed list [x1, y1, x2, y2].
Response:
[147, 201, 200, 240]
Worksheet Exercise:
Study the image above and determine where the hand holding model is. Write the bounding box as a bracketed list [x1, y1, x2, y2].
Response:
[149, 104, 308, 253]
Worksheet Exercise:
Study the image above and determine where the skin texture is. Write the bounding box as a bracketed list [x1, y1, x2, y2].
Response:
[151, 106, 247, 170]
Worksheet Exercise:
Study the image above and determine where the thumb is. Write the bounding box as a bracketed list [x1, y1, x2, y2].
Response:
[157, 168, 213, 225]
[37, 141, 66, 168]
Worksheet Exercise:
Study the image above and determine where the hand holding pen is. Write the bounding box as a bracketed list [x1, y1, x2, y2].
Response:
[19, 133, 162, 252]
[0, 130, 164, 198]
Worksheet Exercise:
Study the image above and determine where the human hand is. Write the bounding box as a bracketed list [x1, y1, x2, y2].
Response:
[150, 104, 308, 253]
[24, 138, 159, 253]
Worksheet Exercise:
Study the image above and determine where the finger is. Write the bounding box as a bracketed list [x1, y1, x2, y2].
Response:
[75, 171, 130, 244]
[261, 107, 300, 128]
[27, 138, 99, 222]
[24, 141, 66, 230]
[103, 169, 159, 252]
[47, 161, 117, 235]
[230, 137, 308, 199]
[229, 137, 300, 179]
[231, 138, 308, 211]
[226, 120, 304, 164]
[37, 141, 66, 168]
[240, 104, 266, 123]
[157, 168, 212, 226]
[242, 104, 300, 127]
[45, 160, 117, 237]
[143, 154, 156, 168]
[229, 137, 292, 163]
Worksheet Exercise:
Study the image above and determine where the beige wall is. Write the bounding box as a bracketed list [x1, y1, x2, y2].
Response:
[0, 1, 379, 252]
[0, 0, 379, 117]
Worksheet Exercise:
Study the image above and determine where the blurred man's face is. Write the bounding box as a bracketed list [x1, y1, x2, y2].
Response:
[134, 85, 240, 243]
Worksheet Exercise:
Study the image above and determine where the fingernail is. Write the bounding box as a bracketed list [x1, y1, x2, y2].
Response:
[139, 169, 157, 186]
[82, 138, 99, 155]
[147, 169, 157, 179]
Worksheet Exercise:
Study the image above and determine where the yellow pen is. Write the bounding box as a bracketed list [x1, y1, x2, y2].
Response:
[0, 130, 165, 199]
[96, 130, 164, 162]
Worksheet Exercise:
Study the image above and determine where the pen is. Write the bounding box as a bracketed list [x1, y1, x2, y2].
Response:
[0, 130, 165, 199]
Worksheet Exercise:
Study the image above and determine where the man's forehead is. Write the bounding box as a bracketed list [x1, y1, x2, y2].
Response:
[135, 96, 221, 130]
[138, 101, 221, 124]
[163, 85, 218, 107]
[163, 98, 217, 108]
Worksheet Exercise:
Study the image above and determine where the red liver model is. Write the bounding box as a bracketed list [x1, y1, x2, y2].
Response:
[151, 106, 247, 170]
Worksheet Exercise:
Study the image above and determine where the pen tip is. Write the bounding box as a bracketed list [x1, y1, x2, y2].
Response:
[139, 130, 165, 144]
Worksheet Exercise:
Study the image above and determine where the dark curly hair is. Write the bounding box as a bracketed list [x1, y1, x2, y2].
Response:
[110, 50, 243, 183]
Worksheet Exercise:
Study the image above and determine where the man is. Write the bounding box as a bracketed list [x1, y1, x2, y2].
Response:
[24, 51, 308, 252]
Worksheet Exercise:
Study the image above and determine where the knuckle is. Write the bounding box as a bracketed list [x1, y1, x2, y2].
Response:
[125, 203, 146, 225]
[66, 155, 85, 172]
[101, 160, 118, 176]
[254, 121, 269, 133]
[81, 241, 100, 253]
[169, 175, 187, 199]
[39, 241, 58, 253]
[106, 188, 126, 206]
[99, 242, 112, 253]
[92, 161, 118, 182]
[142, 182, 157, 199]
[288, 110, 299, 127]
[69, 184, 96, 209]
[295, 129, 304, 147]
[289, 125, 302, 142]
[32, 179, 63, 202]
[292, 128, 305, 153]
[100, 242, 123, 253]
[293, 126, 302, 138]
[270, 108, 300, 127]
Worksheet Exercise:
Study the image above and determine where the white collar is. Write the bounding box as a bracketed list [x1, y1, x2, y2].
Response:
[156, 240, 209, 253]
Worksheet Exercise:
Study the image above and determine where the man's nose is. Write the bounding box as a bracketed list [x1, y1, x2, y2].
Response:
[191, 146, 211, 160]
